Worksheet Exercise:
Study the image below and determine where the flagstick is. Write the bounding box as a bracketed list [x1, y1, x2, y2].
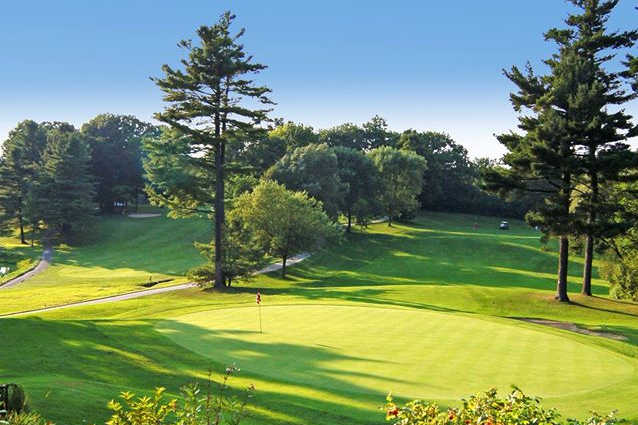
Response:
[256, 290, 263, 334]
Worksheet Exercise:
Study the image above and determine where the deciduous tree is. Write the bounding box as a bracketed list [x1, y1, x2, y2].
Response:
[367, 146, 426, 226]
[265, 143, 344, 219]
[231, 180, 340, 278]
[82, 114, 156, 213]
[333, 147, 380, 231]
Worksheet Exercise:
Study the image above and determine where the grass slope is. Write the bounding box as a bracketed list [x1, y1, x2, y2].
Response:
[0, 215, 209, 313]
[0, 236, 40, 285]
[2, 212, 638, 425]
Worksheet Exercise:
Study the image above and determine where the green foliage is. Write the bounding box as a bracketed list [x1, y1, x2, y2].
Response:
[333, 146, 381, 231]
[2, 412, 47, 425]
[601, 251, 638, 301]
[319, 123, 366, 150]
[231, 180, 340, 277]
[269, 122, 319, 153]
[383, 388, 619, 425]
[82, 114, 156, 213]
[33, 129, 96, 237]
[367, 146, 426, 226]
[0, 120, 47, 243]
[106, 387, 176, 425]
[106, 366, 254, 425]
[144, 127, 215, 218]
[149, 11, 272, 288]
[189, 217, 266, 287]
[265, 143, 344, 219]
[398, 130, 472, 210]
[362, 115, 397, 149]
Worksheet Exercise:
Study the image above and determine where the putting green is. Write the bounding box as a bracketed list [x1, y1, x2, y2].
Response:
[158, 305, 634, 400]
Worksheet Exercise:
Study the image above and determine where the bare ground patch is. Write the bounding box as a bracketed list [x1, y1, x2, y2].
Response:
[516, 317, 628, 341]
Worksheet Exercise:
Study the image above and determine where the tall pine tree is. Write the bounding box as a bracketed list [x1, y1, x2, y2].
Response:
[553, 0, 638, 296]
[148, 12, 272, 288]
[0, 120, 47, 243]
[34, 129, 95, 237]
[484, 49, 587, 303]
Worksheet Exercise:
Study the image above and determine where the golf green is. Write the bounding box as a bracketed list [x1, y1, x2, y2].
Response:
[158, 305, 634, 400]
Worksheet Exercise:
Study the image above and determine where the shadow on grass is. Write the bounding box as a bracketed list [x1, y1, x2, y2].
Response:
[270, 225, 607, 296]
[0, 317, 394, 425]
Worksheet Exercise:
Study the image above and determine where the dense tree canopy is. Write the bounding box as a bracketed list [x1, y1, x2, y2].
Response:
[82, 114, 156, 213]
[333, 147, 380, 231]
[265, 143, 344, 219]
[398, 130, 474, 212]
[33, 129, 95, 236]
[0, 120, 47, 243]
[231, 180, 339, 277]
[368, 146, 427, 226]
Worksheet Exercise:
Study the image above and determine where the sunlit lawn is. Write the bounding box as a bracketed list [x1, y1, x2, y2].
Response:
[2, 212, 638, 424]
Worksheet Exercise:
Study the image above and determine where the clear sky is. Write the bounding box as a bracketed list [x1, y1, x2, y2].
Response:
[1, 1, 636, 158]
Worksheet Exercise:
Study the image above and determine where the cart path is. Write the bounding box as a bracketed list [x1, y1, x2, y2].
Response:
[0, 247, 53, 289]
[0, 252, 311, 317]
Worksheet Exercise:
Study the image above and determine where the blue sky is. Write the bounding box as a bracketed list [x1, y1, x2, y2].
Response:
[1, 1, 636, 158]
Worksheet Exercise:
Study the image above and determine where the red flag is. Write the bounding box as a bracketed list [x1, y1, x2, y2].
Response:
[256, 291, 262, 305]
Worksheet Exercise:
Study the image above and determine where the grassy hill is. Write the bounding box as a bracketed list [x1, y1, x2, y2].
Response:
[0, 214, 209, 314]
[2, 212, 638, 425]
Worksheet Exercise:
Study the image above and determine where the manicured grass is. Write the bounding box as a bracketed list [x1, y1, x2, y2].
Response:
[3, 212, 638, 424]
[0, 214, 209, 313]
[158, 305, 634, 400]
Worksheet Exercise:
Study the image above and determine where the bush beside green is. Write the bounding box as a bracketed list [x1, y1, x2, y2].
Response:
[384, 388, 619, 425]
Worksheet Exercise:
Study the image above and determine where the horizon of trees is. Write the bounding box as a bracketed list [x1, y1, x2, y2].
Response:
[2, 4, 638, 301]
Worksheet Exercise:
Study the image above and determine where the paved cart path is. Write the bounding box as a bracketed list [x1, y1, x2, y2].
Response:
[0, 252, 311, 317]
[0, 247, 53, 289]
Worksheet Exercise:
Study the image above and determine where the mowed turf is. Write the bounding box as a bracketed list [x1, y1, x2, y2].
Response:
[0, 214, 209, 314]
[3, 212, 638, 424]
[158, 305, 634, 400]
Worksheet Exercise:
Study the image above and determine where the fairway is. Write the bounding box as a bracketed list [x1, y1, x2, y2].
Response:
[158, 305, 634, 401]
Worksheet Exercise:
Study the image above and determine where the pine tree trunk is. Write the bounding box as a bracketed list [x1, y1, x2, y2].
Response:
[582, 166, 597, 296]
[213, 89, 226, 289]
[556, 236, 570, 302]
[281, 255, 287, 278]
[214, 141, 225, 289]
[582, 235, 594, 296]
[347, 211, 352, 233]
[18, 214, 26, 245]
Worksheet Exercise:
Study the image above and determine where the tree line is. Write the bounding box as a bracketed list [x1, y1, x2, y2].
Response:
[142, 12, 541, 288]
[0, 114, 155, 243]
[3, 3, 638, 302]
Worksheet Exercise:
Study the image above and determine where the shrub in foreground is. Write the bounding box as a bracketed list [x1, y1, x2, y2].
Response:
[2, 411, 47, 425]
[107, 365, 253, 425]
[384, 387, 619, 425]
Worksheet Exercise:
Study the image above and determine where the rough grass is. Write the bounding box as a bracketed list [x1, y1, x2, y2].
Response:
[2, 212, 638, 425]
